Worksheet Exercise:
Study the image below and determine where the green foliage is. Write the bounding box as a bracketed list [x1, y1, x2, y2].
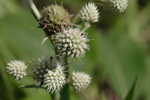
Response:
[125, 77, 137, 100]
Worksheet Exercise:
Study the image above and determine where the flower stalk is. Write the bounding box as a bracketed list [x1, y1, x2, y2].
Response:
[28, 0, 41, 21]
[60, 57, 70, 100]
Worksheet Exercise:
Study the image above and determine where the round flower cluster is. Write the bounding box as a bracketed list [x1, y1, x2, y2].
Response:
[6, 60, 27, 80]
[51, 28, 89, 58]
[42, 66, 66, 93]
[79, 2, 99, 23]
[40, 3, 99, 58]
[71, 72, 91, 91]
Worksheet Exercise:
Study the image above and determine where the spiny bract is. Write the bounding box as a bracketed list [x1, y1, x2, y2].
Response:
[51, 28, 89, 58]
[6, 60, 27, 80]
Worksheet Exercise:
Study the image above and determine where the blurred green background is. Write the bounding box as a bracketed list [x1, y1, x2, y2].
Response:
[0, 0, 150, 100]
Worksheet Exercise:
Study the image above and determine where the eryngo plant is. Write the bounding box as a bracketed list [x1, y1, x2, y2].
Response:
[5, 0, 128, 99]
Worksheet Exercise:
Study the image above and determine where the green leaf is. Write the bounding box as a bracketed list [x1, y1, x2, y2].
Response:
[124, 77, 138, 100]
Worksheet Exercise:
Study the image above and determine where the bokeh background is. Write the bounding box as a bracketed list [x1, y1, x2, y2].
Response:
[0, 0, 150, 100]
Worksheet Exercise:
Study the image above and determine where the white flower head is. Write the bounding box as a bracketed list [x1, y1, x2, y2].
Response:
[109, 0, 128, 12]
[79, 2, 99, 23]
[71, 72, 91, 91]
[42, 66, 66, 93]
[51, 28, 89, 58]
[6, 60, 27, 80]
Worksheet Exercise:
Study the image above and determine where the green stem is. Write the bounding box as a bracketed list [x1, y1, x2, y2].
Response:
[60, 84, 70, 100]
[82, 22, 91, 32]
[73, 14, 80, 23]
[51, 93, 58, 100]
[60, 57, 70, 100]
[28, 0, 41, 21]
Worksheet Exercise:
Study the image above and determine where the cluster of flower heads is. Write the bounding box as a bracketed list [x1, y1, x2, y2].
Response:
[32, 57, 91, 93]
[5, 0, 128, 94]
[5, 2, 97, 94]
[6, 57, 91, 93]
[39, 2, 99, 58]
[34, 3, 97, 92]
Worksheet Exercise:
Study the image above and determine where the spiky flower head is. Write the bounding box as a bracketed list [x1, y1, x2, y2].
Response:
[33, 57, 61, 85]
[51, 28, 89, 58]
[71, 72, 91, 91]
[6, 60, 27, 80]
[39, 4, 72, 35]
[79, 2, 99, 23]
[109, 0, 128, 12]
[42, 66, 66, 93]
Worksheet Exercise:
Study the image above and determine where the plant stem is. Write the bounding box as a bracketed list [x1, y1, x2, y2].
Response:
[60, 84, 70, 100]
[28, 0, 41, 21]
[60, 57, 70, 100]
[51, 93, 58, 100]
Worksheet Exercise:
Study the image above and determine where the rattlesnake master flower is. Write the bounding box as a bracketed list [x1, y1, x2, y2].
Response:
[108, 0, 128, 12]
[6, 60, 27, 80]
[33, 57, 60, 84]
[39, 4, 72, 35]
[51, 28, 89, 58]
[79, 2, 99, 23]
[42, 66, 66, 93]
[71, 72, 91, 91]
